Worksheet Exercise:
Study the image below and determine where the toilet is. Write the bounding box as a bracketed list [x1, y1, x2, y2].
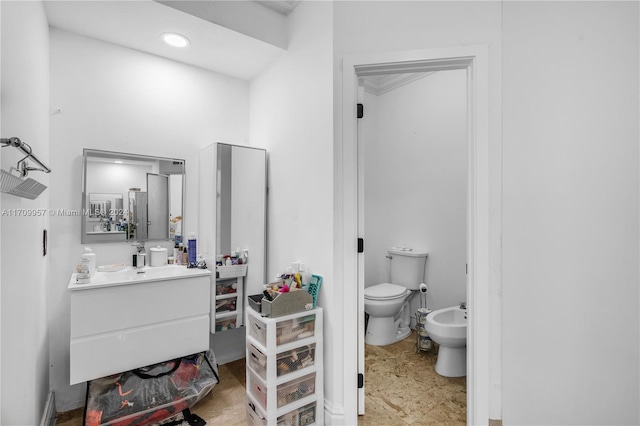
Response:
[364, 247, 428, 346]
[425, 304, 467, 377]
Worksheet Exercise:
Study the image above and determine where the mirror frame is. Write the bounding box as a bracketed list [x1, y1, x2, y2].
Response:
[81, 148, 186, 244]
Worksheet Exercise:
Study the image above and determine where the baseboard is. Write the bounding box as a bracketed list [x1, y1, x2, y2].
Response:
[40, 391, 56, 426]
[323, 399, 345, 425]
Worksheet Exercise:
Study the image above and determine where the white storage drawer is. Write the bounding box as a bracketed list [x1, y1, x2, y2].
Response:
[249, 368, 316, 410]
[276, 373, 316, 408]
[216, 278, 238, 295]
[71, 276, 210, 338]
[215, 316, 237, 332]
[246, 399, 267, 426]
[278, 401, 317, 426]
[247, 341, 316, 381]
[70, 315, 209, 385]
[246, 399, 317, 426]
[248, 312, 316, 347]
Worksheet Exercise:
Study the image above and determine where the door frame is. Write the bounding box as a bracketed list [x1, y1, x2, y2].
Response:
[339, 45, 491, 425]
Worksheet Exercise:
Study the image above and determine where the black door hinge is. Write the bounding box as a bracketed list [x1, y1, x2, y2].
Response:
[357, 103, 364, 119]
[358, 373, 364, 388]
[358, 238, 364, 253]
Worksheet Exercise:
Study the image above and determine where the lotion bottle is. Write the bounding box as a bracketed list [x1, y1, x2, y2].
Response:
[82, 247, 97, 277]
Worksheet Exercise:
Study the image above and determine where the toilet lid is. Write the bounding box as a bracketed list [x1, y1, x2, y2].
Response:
[364, 283, 407, 300]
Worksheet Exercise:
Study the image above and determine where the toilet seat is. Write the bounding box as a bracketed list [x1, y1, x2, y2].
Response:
[364, 283, 408, 300]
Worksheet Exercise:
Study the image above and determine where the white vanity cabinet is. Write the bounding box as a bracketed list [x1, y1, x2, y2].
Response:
[68, 266, 212, 385]
[245, 307, 324, 425]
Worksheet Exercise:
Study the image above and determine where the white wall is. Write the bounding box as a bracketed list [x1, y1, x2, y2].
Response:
[249, 0, 336, 415]
[48, 28, 250, 410]
[362, 70, 467, 317]
[501, 2, 639, 424]
[335, 2, 640, 424]
[0, 1, 51, 424]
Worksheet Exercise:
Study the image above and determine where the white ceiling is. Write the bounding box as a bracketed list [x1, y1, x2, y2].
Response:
[43, 0, 289, 81]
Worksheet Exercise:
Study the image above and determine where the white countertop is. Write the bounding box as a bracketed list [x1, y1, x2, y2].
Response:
[68, 264, 212, 291]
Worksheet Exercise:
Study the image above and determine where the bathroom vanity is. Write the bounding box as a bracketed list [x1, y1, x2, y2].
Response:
[68, 265, 212, 384]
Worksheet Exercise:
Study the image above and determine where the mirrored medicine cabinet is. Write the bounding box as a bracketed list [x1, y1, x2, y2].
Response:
[81, 149, 185, 244]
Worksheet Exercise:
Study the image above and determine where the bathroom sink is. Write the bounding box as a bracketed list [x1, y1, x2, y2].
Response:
[68, 264, 212, 290]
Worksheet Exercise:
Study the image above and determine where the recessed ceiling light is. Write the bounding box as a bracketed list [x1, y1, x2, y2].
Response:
[114, 160, 123, 164]
[162, 32, 190, 48]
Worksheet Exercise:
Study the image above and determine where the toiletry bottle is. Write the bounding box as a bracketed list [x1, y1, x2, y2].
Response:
[293, 263, 302, 288]
[300, 263, 311, 286]
[176, 243, 184, 265]
[82, 247, 97, 277]
[173, 243, 179, 264]
[132, 244, 137, 267]
[182, 247, 188, 266]
[188, 233, 197, 266]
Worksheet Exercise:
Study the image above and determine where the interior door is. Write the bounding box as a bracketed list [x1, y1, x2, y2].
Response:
[147, 173, 169, 240]
[357, 78, 366, 415]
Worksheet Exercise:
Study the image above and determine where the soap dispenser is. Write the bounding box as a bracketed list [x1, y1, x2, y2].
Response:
[82, 247, 97, 277]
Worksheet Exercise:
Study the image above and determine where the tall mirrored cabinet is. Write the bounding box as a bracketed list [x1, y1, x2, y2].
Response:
[199, 143, 267, 334]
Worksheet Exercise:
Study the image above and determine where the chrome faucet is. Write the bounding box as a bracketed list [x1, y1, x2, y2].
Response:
[132, 242, 146, 269]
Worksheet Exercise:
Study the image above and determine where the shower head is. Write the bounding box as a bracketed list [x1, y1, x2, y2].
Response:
[1, 168, 47, 200]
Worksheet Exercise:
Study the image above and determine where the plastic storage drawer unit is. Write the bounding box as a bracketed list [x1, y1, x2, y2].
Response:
[245, 307, 324, 425]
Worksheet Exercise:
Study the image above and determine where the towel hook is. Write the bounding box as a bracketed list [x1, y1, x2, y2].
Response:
[1, 137, 52, 176]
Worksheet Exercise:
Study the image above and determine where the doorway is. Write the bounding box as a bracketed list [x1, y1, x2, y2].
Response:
[339, 46, 491, 425]
[358, 67, 468, 420]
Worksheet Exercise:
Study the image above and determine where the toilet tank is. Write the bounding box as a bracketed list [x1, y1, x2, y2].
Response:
[388, 247, 428, 290]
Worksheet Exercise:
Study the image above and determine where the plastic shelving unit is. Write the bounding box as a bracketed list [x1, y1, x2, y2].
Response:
[212, 266, 246, 333]
[245, 306, 323, 425]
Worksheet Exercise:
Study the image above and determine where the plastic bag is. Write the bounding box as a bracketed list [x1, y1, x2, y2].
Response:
[85, 350, 219, 426]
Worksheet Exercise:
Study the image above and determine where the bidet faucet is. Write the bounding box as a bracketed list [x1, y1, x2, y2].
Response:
[459, 301, 466, 310]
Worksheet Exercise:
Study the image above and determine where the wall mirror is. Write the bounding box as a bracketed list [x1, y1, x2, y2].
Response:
[81, 149, 185, 244]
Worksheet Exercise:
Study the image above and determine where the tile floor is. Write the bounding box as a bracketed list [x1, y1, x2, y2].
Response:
[56, 331, 465, 425]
